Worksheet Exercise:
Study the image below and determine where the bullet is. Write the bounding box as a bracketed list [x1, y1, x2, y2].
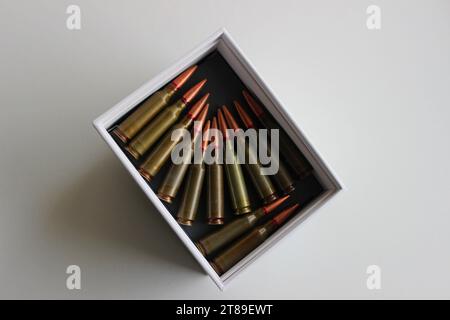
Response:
[234, 101, 295, 194]
[156, 104, 208, 203]
[139, 101, 209, 182]
[196, 195, 290, 256]
[243, 90, 313, 179]
[218, 109, 252, 215]
[176, 120, 211, 226]
[222, 106, 277, 204]
[125, 80, 207, 159]
[206, 117, 225, 225]
[211, 203, 300, 275]
[113, 65, 197, 143]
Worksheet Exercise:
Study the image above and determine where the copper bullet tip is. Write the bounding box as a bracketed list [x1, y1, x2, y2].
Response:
[263, 195, 290, 215]
[221, 105, 240, 131]
[187, 93, 209, 120]
[234, 100, 255, 129]
[197, 103, 210, 123]
[202, 120, 211, 152]
[170, 65, 198, 91]
[211, 116, 218, 130]
[272, 204, 300, 226]
[242, 90, 265, 118]
[210, 116, 220, 149]
[193, 103, 209, 140]
[182, 79, 207, 105]
[217, 109, 229, 140]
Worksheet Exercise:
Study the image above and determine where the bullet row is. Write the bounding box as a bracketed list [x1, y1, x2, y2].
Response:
[112, 64, 312, 274]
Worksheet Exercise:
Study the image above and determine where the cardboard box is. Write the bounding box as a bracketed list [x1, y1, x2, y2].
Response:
[93, 29, 343, 290]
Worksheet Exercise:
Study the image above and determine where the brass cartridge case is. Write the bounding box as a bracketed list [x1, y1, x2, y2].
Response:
[211, 203, 300, 275]
[206, 117, 224, 225]
[243, 90, 313, 179]
[139, 102, 209, 182]
[207, 163, 224, 224]
[156, 153, 191, 203]
[234, 100, 295, 194]
[126, 81, 207, 159]
[222, 106, 277, 204]
[176, 162, 206, 226]
[113, 65, 197, 143]
[272, 161, 296, 194]
[157, 105, 209, 203]
[217, 110, 251, 215]
[196, 195, 290, 256]
[177, 120, 211, 226]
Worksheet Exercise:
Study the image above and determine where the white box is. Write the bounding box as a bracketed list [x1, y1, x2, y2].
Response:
[93, 28, 343, 290]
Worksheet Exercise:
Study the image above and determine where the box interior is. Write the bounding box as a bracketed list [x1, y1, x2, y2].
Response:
[107, 48, 326, 273]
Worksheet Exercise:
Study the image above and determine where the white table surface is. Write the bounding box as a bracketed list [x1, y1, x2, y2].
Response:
[1, 0, 449, 299]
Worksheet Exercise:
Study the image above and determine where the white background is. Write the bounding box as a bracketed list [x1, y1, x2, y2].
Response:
[1, 0, 449, 299]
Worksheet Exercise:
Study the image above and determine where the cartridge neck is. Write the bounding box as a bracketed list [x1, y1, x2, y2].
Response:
[181, 95, 190, 105]
[167, 65, 198, 93]
[181, 116, 194, 128]
[264, 211, 292, 234]
[186, 109, 200, 121]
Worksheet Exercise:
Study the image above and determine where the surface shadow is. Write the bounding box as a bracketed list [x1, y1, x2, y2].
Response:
[46, 152, 204, 275]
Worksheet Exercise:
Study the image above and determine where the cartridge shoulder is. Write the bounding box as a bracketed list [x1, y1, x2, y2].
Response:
[145, 87, 174, 105]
